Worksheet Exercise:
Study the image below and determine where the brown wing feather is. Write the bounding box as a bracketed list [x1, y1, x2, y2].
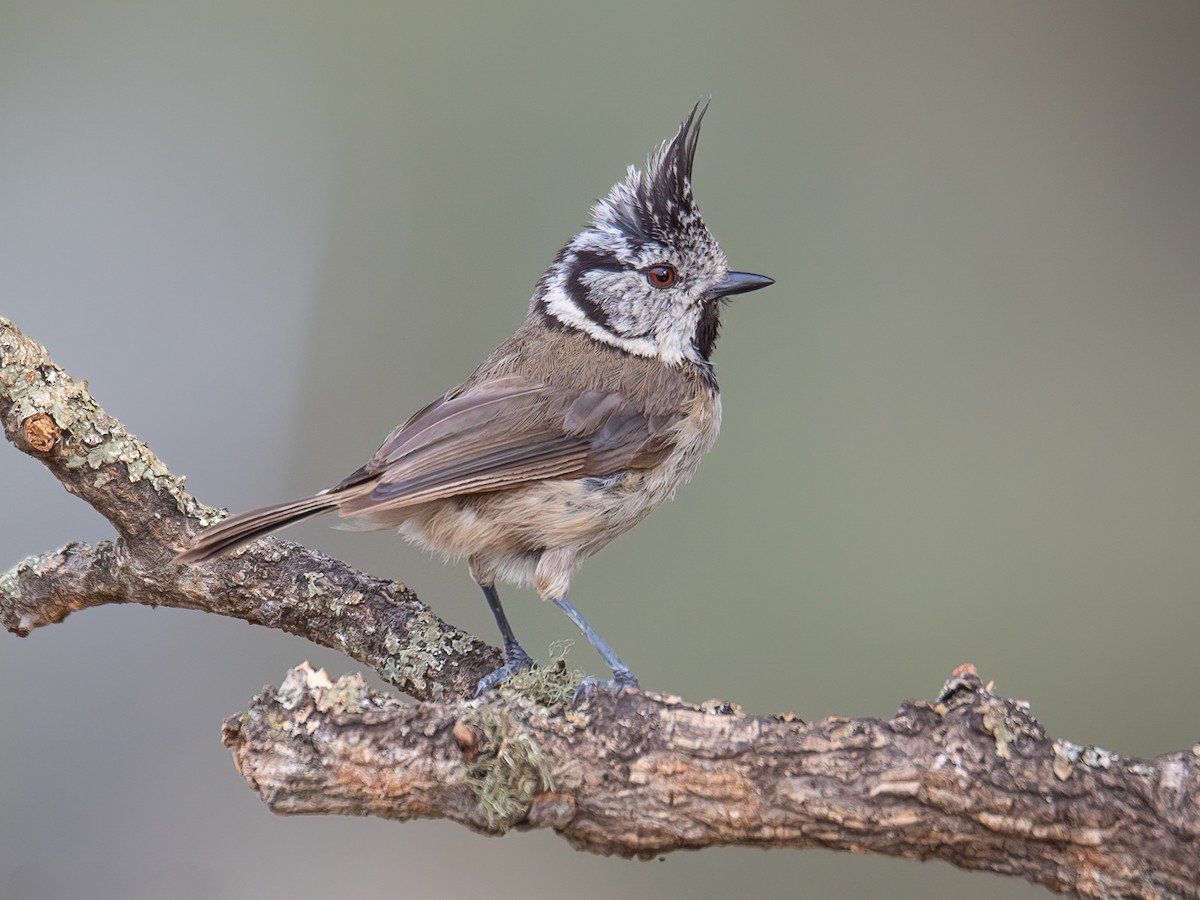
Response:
[179, 376, 688, 562]
[336, 378, 680, 515]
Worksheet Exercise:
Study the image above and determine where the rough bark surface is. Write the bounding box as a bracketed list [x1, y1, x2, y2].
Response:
[2, 316, 1197, 898]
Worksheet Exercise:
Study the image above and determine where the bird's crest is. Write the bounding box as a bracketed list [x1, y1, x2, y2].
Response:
[590, 101, 708, 247]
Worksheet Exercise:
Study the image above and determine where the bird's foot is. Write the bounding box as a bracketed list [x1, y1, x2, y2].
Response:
[571, 669, 640, 705]
[474, 645, 535, 696]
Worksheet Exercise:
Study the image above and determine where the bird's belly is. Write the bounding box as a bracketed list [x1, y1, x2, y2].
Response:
[396, 474, 656, 567]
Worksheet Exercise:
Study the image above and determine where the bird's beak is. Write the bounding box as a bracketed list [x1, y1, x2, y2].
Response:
[710, 271, 775, 299]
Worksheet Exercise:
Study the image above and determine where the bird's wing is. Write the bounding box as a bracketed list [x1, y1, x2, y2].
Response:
[332, 375, 679, 512]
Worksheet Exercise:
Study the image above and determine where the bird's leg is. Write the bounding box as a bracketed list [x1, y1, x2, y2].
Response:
[474, 583, 534, 695]
[552, 596, 639, 700]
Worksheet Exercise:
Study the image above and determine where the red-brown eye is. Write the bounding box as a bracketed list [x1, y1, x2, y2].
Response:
[647, 264, 676, 288]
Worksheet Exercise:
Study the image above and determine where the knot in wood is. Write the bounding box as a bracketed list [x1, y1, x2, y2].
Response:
[20, 413, 59, 454]
[454, 718, 484, 761]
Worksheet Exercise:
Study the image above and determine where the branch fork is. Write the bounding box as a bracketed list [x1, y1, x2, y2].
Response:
[2, 317, 1196, 898]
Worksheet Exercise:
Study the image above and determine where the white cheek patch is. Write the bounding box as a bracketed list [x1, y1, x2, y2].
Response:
[582, 270, 658, 336]
[542, 266, 711, 368]
[543, 282, 660, 358]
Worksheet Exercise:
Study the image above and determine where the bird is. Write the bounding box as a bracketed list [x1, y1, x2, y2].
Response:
[177, 102, 773, 697]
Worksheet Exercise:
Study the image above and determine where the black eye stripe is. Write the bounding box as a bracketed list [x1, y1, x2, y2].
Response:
[564, 250, 626, 329]
[571, 249, 628, 275]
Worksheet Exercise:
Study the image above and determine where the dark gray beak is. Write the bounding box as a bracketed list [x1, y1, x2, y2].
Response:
[711, 271, 774, 299]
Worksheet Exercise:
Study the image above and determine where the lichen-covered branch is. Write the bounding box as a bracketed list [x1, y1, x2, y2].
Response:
[3, 315, 1198, 898]
[0, 316, 498, 700]
[227, 663, 1200, 898]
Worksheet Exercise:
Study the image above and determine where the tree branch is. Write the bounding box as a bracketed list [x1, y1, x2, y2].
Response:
[0, 317, 497, 701]
[224, 662, 1200, 897]
[2, 316, 1197, 898]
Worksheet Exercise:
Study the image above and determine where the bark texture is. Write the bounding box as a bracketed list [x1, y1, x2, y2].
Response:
[2, 316, 1198, 898]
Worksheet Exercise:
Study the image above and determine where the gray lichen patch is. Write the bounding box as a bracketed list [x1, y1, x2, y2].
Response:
[1052, 739, 1119, 781]
[980, 696, 1042, 761]
[1053, 739, 1082, 780]
[271, 662, 379, 717]
[1081, 745, 1117, 769]
[381, 614, 456, 705]
[323, 586, 365, 618]
[273, 663, 334, 711]
[379, 608, 486, 701]
[312, 672, 369, 715]
[458, 707, 554, 832]
[383, 632, 405, 655]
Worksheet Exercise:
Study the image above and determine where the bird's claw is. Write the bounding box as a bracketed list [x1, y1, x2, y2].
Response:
[474, 645, 535, 696]
[571, 670, 639, 705]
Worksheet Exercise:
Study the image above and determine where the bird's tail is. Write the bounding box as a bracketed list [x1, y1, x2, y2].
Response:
[176, 494, 338, 565]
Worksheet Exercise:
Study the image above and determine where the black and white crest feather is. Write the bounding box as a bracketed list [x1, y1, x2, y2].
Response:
[590, 101, 707, 248]
[533, 102, 733, 367]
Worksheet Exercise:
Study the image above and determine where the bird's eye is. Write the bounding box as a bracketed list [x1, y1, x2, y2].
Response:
[647, 264, 676, 288]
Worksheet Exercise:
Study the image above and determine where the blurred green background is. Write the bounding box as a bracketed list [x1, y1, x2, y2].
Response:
[3, 2, 1199, 898]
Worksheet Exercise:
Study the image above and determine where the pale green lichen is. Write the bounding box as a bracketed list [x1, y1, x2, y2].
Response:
[459, 707, 553, 832]
[269, 665, 387, 727]
[313, 672, 368, 715]
[979, 697, 1040, 760]
[499, 641, 585, 707]
[983, 708, 1017, 759]
[378, 608, 483, 702]
[325, 586, 365, 617]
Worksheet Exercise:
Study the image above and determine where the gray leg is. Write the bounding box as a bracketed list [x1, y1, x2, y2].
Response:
[553, 596, 639, 697]
[474, 583, 534, 695]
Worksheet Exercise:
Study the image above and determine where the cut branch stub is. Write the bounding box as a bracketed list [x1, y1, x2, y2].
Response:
[19, 412, 59, 453]
[0, 317, 217, 546]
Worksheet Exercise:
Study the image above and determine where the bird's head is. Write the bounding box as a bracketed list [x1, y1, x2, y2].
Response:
[533, 102, 773, 366]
